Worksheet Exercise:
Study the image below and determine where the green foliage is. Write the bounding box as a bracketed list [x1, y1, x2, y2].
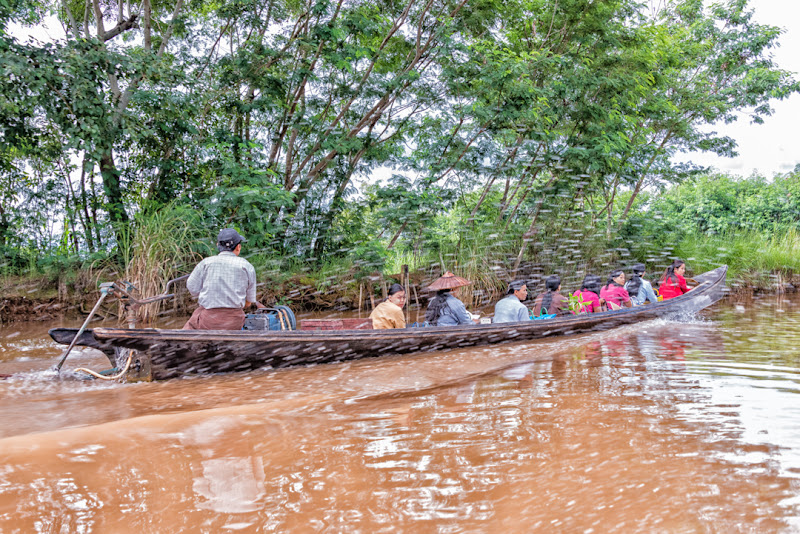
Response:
[199, 162, 295, 254]
[350, 240, 389, 280]
[649, 174, 800, 234]
[1, 0, 798, 300]
[613, 172, 800, 288]
[676, 229, 800, 289]
[567, 292, 590, 314]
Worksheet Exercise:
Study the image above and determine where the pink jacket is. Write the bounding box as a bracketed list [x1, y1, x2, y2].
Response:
[600, 284, 630, 307]
[572, 290, 601, 313]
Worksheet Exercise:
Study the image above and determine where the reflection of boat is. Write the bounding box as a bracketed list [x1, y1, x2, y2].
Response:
[49, 265, 727, 381]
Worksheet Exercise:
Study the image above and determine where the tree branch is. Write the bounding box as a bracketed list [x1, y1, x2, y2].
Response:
[157, 0, 185, 57]
[62, 0, 81, 38]
[102, 14, 138, 41]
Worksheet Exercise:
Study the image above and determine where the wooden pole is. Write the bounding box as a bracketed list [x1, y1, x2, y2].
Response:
[358, 283, 363, 312]
[402, 264, 409, 324]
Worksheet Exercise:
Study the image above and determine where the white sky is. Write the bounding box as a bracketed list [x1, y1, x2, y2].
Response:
[11, 0, 799, 179]
[676, 0, 800, 177]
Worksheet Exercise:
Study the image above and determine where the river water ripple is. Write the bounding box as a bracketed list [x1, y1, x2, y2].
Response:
[1, 295, 800, 532]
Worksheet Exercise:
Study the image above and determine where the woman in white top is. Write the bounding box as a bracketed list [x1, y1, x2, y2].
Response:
[625, 263, 659, 306]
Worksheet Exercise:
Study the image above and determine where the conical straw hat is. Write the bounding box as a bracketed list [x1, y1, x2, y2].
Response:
[427, 271, 472, 291]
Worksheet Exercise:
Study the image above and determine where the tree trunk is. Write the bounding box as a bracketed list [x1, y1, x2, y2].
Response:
[144, 145, 175, 211]
[510, 175, 558, 276]
[99, 149, 130, 244]
[61, 167, 81, 253]
[387, 220, 409, 250]
[78, 161, 95, 252]
[466, 134, 525, 226]
[89, 171, 102, 248]
[0, 204, 8, 248]
[615, 132, 674, 229]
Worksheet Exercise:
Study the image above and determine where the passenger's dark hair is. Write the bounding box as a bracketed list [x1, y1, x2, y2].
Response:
[625, 263, 646, 296]
[425, 289, 451, 325]
[661, 260, 685, 284]
[388, 283, 405, 296]
[382, 283, 405, 305]
[507, 279, 527, 295]
[604, 269, 625, 291]
[580, 274, 602, 296]
[540, 275, 561, 314]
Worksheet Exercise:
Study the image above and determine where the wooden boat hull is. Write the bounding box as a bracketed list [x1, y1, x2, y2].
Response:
[59, 265, 726, 381]
[49, 327, 118, 366]
[56, 266, 727, 380]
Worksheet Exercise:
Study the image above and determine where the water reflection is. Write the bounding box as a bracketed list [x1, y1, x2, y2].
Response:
[2, 297, 800, 530]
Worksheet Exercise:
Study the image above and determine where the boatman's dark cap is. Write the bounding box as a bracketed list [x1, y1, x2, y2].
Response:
[217, 228, 245, 250]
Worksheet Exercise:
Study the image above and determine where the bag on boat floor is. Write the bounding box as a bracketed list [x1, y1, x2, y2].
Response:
[243, 305, 297, 331]
[532, 307, 557, 320]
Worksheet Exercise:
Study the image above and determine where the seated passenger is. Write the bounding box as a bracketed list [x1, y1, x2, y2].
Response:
[424, 271, 474, 326]
[625, 263, 659, 306]
[532, 275, 568, 317]
[493, 280, 532, 323]
[572, 274, 603, 313]
[370, 283, 406, 329]
[658, 260, 690, 300]
[600, 269, 632, 309]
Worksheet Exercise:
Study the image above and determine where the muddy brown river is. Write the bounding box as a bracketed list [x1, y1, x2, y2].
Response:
[2, 296, 800, 532]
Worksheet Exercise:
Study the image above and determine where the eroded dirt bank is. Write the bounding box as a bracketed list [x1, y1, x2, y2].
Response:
[2, 270, 797, 324]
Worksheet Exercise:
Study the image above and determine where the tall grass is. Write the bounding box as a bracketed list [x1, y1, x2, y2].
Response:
[120, 204, 212, 323]
[677, 229, 800, 290]
[384, 249, 428, 278]
[446, 241, 507, 309]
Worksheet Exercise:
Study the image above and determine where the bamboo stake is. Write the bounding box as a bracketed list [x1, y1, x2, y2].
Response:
[412, 283, 420, 325]
[402, 264, 409, 324]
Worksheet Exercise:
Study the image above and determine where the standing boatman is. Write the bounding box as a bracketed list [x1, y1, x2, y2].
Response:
[183, 228, 264, 330]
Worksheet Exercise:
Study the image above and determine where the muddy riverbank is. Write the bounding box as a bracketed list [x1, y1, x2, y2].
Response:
[2, 268, 798, 324]
[0, 270, 449, 324]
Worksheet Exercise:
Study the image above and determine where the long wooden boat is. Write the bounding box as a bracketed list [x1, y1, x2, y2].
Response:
[50, 265, 727, 381]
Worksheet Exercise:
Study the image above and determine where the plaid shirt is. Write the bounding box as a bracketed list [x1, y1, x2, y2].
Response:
[186, 251, 257, 309]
